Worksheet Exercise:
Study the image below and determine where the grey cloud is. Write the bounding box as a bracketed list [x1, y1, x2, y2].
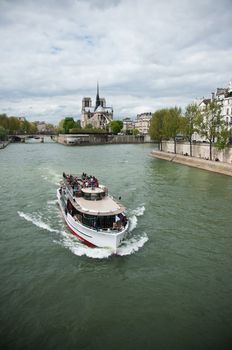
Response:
[0, 0, 231, 124]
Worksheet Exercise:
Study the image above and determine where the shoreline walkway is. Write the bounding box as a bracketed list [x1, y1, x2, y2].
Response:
[150, 150, 232, 177]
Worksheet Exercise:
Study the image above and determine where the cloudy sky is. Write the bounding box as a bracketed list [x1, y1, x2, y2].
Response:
[0, 0, 232, 125]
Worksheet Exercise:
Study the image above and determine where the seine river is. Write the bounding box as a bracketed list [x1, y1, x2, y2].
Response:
[0, 139, 232, 350]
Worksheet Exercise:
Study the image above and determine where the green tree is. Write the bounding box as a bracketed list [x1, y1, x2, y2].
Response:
[181, 104, 201, 156]
[44, 123, 56, 134]
[76, 120, 81, 128]
[149, 109, 168, 151]
[62, 117, 76, 133]
[110, 120, 123, 134]
[58, 119, 65, 134]
[196, 100, 224, 160]
[29, 122, 37, 134]
[8, 116, 20, 134]
[0, 114, 9, 130]
[164, 107, 182, 154]
[0, 126, 8, 141]
[85, 123, 93, 129]
[20, 120, 31, 134]
[132, 128, 139, 135]
[215, 125, 229, 151]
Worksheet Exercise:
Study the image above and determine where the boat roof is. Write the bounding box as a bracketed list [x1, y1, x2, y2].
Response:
[71, 196, 126, 216]
[82, 187, 104, 194]
[62, 172, 126, 216]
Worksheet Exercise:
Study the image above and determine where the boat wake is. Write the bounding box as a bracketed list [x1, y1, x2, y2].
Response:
[18, 204, 148, 259]
[56, 233, 114, 259]
[128, 205, 145, 232]
[55, 230, 148, 259]
[18, 211, 60, 233]
[58, 204, 148, 259]
[130, 205, 145, 217]
[116, 232, 148, 256]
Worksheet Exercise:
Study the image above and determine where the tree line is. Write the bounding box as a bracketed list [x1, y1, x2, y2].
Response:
[149, 101, 231, 160]
[0, 114, 37, 140]
[58, 117, 125, 135]
[0, 114, 56, 141]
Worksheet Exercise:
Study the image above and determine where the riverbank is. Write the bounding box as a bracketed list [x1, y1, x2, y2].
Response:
[150, 150, 232, 177]
[0, 141, 10, 149]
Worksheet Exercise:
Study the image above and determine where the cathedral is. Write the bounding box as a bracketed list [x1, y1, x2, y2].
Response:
[81, 84, 113, 130]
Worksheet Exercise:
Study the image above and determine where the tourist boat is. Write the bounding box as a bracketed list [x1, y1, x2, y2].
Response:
[57, 173, 129, 253]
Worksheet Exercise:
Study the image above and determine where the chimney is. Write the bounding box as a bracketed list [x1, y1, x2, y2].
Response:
[211, 92, 215, 101]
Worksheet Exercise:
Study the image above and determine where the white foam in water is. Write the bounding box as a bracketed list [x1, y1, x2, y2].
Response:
[117, 233, 148, 256]
[55, 231, 148, 259]
[130, 205, 145, 217]
[129, 215, 138, 232]
[54, 204, 148, 259]
[127, 205, 145, 232]
[18, 203, 148, 259]
[18, 211, 59, 233]
[56, 231, 113, 259]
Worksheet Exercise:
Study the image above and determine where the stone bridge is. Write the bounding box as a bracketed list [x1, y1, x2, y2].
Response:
[9, 134, 55, 143]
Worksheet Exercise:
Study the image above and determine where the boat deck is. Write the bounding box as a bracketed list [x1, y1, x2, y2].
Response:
[73, 195, 125, 216]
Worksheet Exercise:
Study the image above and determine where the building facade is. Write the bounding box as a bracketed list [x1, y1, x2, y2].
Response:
[122, 113, 152, 135]
[216, 80, 232, 130]
[134, 112, 152, 135]
[81, 84, 113, 129]
[193, 79, 232, 142]
[122, 117, 135, 132]
[35, 121, 46, 133]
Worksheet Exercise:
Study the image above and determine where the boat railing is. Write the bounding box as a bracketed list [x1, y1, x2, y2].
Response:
[63, 173, 102, 193]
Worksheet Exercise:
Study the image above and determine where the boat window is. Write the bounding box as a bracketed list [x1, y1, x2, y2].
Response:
[81, 214, 115, 229]
[82, 214, 98, 228]
[83, 192, 91, 200]
[97, 215, 115, 229]
[82, 192, 103, 201]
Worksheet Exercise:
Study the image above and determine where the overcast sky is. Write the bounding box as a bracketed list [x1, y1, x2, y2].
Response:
[0, 0, 232, 124]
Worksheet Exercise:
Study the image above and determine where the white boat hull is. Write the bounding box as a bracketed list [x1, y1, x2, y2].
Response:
[57, 189, 128, 253]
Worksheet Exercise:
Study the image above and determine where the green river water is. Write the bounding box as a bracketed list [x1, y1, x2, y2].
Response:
[0, 140, 232, 350]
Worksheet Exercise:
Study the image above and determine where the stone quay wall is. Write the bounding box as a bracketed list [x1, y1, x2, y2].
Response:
[161, 141, 232, 164]
[150, 150, 232, 177]
[53, 134, 145, 146]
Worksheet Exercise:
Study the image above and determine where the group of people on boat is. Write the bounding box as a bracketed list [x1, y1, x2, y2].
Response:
[62, 172, 99, 191]
[81, 173, 99, 188]
[113, 213, 127, 230]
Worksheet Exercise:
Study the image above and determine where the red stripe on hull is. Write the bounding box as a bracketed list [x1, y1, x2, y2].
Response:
[66, 220, 96, 248]
[58, 200, 97, 248]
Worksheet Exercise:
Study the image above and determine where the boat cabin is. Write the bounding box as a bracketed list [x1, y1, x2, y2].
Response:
[60, 173, 127, 232]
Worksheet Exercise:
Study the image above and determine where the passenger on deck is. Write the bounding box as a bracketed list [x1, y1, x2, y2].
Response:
[115, 215, 122, 230]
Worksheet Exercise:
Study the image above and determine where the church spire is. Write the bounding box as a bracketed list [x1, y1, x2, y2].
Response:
[95, 81, 101, 111]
